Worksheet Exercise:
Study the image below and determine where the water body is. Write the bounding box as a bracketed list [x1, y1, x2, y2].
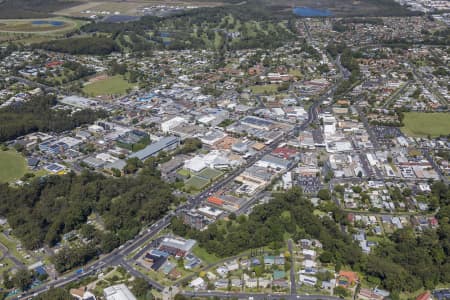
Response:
[160, 32, 171, 45]
[32, 20, 64, 26]
[293, 7, 333, 17]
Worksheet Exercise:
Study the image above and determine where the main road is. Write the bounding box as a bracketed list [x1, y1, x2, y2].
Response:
[182, 291, 339, 300]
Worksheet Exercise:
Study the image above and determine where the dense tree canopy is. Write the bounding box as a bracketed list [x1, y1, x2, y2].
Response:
[0, 165, 176, 271]
[172, 187, 361, 264]
[33, 288, 73, 300]
[35, 37, 119, 55]
[0, 95, 107, 142]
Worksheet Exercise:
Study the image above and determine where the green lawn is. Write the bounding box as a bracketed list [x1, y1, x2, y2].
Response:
[0, 18, 79, 34]
[197, 168, 223, 181]
[0, 232, 28, 264]
[249, 84, 280, 95]
[192, 244, 221, 265]
[0, 257, 14, 274]
[177, 169, 190, 177]
[401, 112, 450, 138]
[83, 75, 136, 97]
[185, 176, 209, 190]
[0, 150, 27, 183]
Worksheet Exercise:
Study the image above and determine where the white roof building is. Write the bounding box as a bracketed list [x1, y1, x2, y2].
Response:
[184, 156, 207, 172]
[322, 115, 336, 136]
[299, 274, 317, 286]
[103, 284, 136, 300]
[302, 259, 317, 268]
[60, 96, 98, 109]
[190, 277, 205, 289]
[161, 117, 187, 133]
[302, 249, 316, 258]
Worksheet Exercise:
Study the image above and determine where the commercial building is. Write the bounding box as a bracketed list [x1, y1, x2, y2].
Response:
[161, 117, 187, 133]
[129, 136, 180, 161]
[103, 284, 136, 300]
[159, 236, 196, 257]
[60, 96, 98, 109]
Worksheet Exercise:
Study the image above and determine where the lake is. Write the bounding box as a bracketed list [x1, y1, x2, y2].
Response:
[293, 7, 333, 17]
[32, 20, 65, 26]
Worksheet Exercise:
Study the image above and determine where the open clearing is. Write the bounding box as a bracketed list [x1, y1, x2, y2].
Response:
[401, 112, 450, 138]
[0, 150, 27, 183]
[83, 75, 136, 97]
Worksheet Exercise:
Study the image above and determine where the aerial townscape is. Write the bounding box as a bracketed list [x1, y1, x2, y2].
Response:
[0, 0, 449, 300]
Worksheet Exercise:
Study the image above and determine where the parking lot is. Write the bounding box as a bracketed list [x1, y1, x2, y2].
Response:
[372, 126, 404, 145]
[297, 176, 322, 194]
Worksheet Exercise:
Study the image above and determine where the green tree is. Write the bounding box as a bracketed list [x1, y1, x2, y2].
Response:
[12, 269, 33, 291]
[131, 277, 151, 297]
[318, 189, 331, 200]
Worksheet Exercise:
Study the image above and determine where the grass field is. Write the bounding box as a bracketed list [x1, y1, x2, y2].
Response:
[0, 18, 79, 33]
[0, 17, 85, 45]
[250, 84, 280, 95]
[192, 244, 221, 264]
[0, 232, 28, 264]
[185, 176, 209, 191]
[0, 257, 14, 274]
[197, 168, 223, 181]
[177, 169, 190, 177]
[83, 75, 136, 97]
[401, 112, 450, 138]
[0, 150, 27, 183]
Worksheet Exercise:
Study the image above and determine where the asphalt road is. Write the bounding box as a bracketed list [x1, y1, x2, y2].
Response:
[183, 290, 340, 300]
[288, 239, 296, 296]
[0, 240, 25, 269]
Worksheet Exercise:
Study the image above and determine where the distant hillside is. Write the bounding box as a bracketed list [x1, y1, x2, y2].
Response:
[0, 0, 79, 19]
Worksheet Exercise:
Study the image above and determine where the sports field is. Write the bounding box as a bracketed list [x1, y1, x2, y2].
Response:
[0, 18, 78, 33]
[185, 176, 209, 191]
[83, 75, 136, 97]
[249, 84, 280, 95]
[0, 150, 27, 183]
[401, 112, 450, 138]
[197, 167, 223, 181]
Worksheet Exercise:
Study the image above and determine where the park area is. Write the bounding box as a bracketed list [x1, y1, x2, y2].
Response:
[249, 84, 281, 95]
[0, 150, 27, 183]
[401, 112, 450, 138]
[83, 75, 136, 97]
